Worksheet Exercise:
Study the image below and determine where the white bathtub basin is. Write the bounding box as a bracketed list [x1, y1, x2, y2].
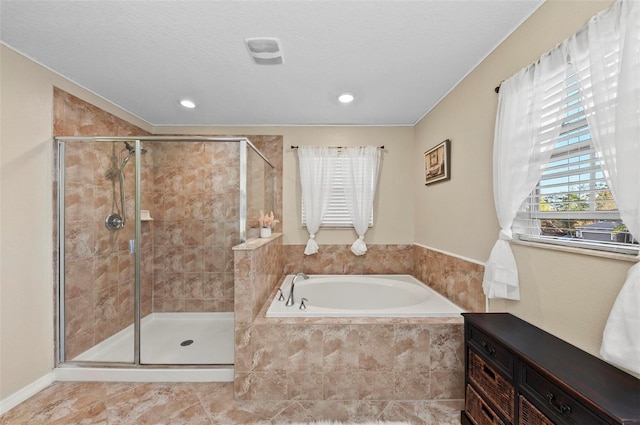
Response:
[266, 274, 464, 318]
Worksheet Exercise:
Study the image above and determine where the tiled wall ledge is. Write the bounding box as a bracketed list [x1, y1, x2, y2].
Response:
[233, 233, 283, 252]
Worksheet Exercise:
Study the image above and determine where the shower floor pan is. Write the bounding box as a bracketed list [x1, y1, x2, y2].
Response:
[72, 312, 234, 365]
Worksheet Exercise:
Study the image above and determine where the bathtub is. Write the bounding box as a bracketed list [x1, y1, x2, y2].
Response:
[266, 274, 464, 317]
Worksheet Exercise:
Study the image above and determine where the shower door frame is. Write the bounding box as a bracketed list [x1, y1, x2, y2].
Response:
[55, 136, 275, 368]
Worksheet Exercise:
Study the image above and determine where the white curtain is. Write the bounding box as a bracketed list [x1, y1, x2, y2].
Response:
[343, 146, 381, 256]
[568, 0, 640, 375]
[297, 146, 338, 255]
[482, 46, 568, 300]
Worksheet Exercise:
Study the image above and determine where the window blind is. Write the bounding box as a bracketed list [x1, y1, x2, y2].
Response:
[302, 156, 373, 228]
[517, 70, 635, 251]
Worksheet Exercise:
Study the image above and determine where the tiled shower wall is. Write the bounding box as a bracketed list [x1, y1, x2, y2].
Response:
[150, 136, 282, 312]
[151, 141, 239, 313]
[54, 88, 152, 359]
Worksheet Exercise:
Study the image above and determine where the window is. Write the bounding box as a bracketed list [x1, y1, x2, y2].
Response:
[516, 72, 637, 253]
[301, 155, 374, 228]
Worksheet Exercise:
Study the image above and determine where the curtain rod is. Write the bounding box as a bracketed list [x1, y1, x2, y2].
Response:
[493, 6, 597, 96]
[291, 145, 384, 149]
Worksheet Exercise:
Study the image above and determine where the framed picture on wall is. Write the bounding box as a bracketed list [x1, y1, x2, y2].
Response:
[424, 139, 451, 185]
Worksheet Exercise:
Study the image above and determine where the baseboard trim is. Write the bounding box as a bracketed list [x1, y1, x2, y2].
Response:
[0, 372, 55, 416]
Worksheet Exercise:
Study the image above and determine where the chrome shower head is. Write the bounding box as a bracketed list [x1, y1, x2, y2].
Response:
[120, 141, 147, 169]
[123, 141, 147, 155]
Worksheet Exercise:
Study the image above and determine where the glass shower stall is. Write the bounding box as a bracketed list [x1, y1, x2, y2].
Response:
[55, 136, 274, 370]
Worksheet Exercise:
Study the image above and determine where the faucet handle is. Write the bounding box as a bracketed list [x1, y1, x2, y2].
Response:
[276, 289, 285, 301]
[299, 298, 308, 310]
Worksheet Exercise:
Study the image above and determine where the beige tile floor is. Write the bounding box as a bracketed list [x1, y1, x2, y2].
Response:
[0, 381, 463, 424]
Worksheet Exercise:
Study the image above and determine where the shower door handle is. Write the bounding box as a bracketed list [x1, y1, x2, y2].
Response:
[129, 239, 135, 254]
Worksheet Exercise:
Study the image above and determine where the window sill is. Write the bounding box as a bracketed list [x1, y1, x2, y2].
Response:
[512, 236, 640, 263]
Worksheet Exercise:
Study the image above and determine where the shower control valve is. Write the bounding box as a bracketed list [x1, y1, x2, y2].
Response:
[105, 213, 124, 231]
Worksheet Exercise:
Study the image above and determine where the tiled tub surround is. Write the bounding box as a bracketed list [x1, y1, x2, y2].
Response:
[236, 303, 464, 401]
[234, 242, 480, 402]
[412, 244, 485, 312]
[233, 234, 286, 397]
[236, 242, 463, 401]
[282, 244, 414, 275]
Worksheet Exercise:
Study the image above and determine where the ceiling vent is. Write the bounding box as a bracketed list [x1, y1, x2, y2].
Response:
[245, 37, 284, 65]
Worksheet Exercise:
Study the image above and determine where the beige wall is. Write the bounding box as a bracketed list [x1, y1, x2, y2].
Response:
[413, 0, 633, 362]
[154, 126, 416, 246]
[0, 45, 151, 399]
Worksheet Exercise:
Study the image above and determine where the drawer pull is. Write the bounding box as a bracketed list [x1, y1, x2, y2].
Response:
[481, 341, 496, 356]
[546, 392, 572, 415]
[559, 404, 572, 414]
[482, 365, 496, 380]
[481, 404, 495, 421]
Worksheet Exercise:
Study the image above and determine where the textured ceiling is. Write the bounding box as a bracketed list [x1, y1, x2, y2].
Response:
[0, 1, 542, 126]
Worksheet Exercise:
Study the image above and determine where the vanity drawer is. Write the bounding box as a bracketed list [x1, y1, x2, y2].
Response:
[468, 349, 515, 423]
[467, 324, 514, 378]
[466, 384, 506, 425]
[520, 364, 608, 425]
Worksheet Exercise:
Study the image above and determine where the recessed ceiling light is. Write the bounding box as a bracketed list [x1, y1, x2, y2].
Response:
[338, 92, 355, 104]
[179, 99, 196, 109]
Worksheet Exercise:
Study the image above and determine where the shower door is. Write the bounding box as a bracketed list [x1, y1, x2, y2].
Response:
[138, 139, 238, 365]
[58, 136, 274, 367]
[58, 139, 137, 364]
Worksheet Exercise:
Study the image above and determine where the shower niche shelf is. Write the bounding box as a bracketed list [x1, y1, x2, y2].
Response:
[140, 210, 154, 221]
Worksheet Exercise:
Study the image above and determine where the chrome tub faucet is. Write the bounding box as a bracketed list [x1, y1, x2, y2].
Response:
[286, 272, 309, 307]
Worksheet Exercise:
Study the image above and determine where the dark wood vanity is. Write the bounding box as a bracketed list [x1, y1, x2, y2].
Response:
[462, 313, 640, 425]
